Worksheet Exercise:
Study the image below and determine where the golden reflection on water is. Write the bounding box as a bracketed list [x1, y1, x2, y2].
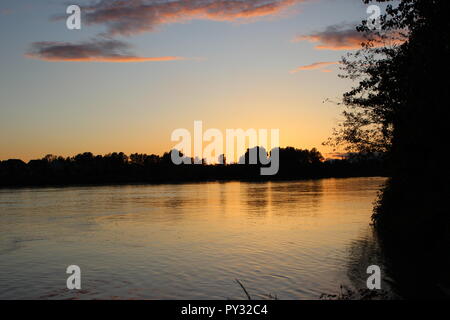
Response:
[0, 177, 387, 299]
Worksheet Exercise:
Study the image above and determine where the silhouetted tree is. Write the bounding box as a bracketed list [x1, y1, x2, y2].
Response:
[330, 0, 450, 297]
[0, 147, 384, 187]
[218, 154, 226, 165]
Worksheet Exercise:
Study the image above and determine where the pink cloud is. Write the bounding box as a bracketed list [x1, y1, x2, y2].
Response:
[290, 61, 340, 73]
[81, 0, 306, 36]
[293, 23, 405, 51]
[26, 40, 185, 63]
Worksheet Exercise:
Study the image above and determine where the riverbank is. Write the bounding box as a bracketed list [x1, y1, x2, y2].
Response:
[0, 153, 386, 188]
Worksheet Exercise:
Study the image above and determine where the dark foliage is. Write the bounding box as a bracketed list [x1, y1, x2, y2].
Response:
[0, 147, 385, 187]
[332, 0, 450, 298]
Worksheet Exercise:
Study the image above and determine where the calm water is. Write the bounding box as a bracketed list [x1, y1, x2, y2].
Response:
[0, 177, 392, 300]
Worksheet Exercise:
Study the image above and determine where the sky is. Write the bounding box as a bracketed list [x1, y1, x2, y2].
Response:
[0, 0, 387, 161]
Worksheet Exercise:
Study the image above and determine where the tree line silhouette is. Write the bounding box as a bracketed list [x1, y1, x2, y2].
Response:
[0, 147, 385, 187]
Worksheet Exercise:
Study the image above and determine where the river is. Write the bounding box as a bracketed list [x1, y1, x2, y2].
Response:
[0, 177, 394, 299]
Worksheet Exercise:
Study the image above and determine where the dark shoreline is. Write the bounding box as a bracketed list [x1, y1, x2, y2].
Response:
[0, 174, 387, 190]
[0, 148, 386, 189]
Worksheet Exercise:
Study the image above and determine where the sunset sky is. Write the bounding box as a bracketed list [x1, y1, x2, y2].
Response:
[0, 0, 386, 161]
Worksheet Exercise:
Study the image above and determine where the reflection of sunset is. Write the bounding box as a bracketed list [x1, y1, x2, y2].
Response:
[0, 177, 386, 299]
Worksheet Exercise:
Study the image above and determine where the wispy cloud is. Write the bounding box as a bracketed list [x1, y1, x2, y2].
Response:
[293, 23, 405, 51]
[26, 40, 185, 63]
[289, 61, 339, 73]
[81, 0, 305, 36]
[31, 0, 307, 63]
[293, 24, 365, 50]
[0, 8, 12, 15]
